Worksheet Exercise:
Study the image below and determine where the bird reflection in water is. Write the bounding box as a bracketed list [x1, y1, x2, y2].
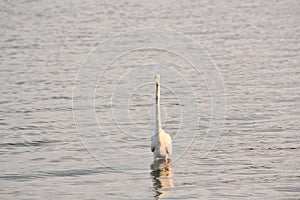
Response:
[150, 159, 174, 199]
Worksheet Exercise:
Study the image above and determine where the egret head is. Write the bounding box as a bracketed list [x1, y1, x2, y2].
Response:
[154, 75, 160, 84]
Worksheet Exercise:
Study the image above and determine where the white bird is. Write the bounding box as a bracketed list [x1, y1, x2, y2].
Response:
[151, 75, 172, 161]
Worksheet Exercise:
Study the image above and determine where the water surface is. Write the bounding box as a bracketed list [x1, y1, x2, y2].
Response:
[0, 0, 299, 199]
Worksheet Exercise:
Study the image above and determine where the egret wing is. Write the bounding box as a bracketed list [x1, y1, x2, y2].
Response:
[166, 139, 172, 156]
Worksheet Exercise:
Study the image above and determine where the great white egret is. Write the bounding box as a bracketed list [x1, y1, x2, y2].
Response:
[151, 75, 172, 160]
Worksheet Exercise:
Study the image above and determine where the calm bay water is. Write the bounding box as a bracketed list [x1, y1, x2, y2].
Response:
[1, 0, 299, 199]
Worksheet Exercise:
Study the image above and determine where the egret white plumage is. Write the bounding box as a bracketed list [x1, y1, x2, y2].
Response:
[151, 75, 172, 160]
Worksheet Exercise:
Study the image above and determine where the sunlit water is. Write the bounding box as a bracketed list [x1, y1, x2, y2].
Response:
[1, 0, 299, 199]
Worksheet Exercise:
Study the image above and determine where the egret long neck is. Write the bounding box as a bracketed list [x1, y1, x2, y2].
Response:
[156, 82, 162, 133]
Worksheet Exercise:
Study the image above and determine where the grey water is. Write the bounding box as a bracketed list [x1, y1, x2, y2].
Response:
[1, 0, 299, 199]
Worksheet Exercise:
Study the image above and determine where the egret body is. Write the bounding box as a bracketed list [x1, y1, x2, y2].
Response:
[151, 75, 172, 160]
